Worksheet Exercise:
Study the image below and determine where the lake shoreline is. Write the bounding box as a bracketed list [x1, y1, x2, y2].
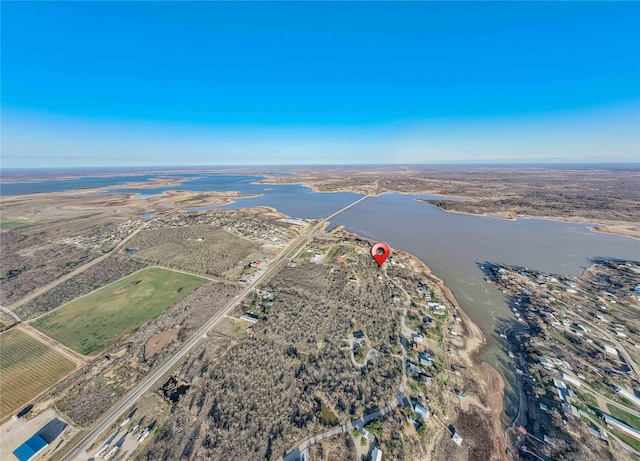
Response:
[258, 177, 639, 240]
[338, 228, 508, 456]
[414, 198, 640, 240]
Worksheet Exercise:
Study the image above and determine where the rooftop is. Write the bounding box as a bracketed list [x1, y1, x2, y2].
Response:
[12, 434, 48, 461]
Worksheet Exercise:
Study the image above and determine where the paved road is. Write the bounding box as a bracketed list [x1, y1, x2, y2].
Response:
[503, 325, 531, 430]
[61, 195, 369, 461]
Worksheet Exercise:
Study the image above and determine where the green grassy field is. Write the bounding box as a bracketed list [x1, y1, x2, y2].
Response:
[578, 391, 598, 407]
[297, 249, 316, 260]
[0, 330, 76, 418]
[0, 218, 34, 230]
[611, 428, 640, 452]
[607, 404, 640, 431]
[33, 267, 206, 355]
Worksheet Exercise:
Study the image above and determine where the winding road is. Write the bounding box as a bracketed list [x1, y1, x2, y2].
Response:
[282, 399, 400, 461]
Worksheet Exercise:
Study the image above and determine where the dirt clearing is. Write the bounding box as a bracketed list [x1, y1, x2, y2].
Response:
[144, 326, 181, 360]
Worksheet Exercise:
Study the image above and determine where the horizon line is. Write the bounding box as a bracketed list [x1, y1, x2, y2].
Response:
[3, 161, 640, 171]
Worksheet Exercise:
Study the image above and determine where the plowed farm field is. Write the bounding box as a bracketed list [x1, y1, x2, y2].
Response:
[0, 329, 76, 418]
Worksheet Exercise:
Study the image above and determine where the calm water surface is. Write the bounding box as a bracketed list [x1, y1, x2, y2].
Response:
[0, 174, 167, 195]
[331, 193, 639, 419]
[333, 194, 639, 329]
[0, 172, 290, 196]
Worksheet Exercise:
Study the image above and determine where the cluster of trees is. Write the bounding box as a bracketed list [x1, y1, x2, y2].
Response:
[258, 258, 401, 349]
[310, 434, 355, 460]
[143, 335, 401, 460]
[426, 196, 640, 223]
[16, 255, 146, 319]
[143, 338, 401, 460]
[535, 407, 615, 461]
[127, 224, 258, 278]
[365, 410, 420, 461]
[0, 229, 99, 305]
[141, 337, 313, 460]
[55, 346, 145, 425]
[379, 168, 640, 223]
[303, 341, 401, 417]
[141, 258, 406, 460]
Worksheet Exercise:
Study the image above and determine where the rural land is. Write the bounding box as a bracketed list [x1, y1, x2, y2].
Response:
[0, 166, 639, 461]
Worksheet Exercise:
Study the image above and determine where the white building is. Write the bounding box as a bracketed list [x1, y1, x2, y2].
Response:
[560, 371, 581, 388]
[372, 446, 383, 461]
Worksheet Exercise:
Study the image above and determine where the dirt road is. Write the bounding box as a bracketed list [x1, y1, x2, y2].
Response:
[6, 205, 192, 312]
[16, 324, 87, 366]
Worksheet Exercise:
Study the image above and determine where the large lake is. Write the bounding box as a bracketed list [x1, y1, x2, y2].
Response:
[0, 174, 173, 195]
[4, 173, 639, 419]
[0, 172, 288, 196]
[331, 193, 639, 419]
[1, 173, 368, 219]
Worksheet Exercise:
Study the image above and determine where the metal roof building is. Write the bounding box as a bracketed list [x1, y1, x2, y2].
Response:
[12, 434, 48, 461]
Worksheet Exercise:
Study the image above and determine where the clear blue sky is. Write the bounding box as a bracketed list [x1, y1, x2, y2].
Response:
[2, 2, 639, 167]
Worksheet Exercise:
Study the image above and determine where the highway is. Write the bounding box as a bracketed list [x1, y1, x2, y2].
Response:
[60, 194, 369, 461]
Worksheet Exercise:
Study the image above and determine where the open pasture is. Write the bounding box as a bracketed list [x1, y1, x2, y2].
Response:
[32, 267, 206, 355]
[126, 224, 258, 278]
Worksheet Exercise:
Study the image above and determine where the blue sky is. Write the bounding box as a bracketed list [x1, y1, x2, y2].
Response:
[2, 2, 639, 167]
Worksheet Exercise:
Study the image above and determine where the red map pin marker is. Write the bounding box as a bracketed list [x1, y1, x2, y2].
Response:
[371, 242, 390, 267]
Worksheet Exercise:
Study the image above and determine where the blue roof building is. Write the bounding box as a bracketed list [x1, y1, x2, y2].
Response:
[13, 434, 48, 461]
